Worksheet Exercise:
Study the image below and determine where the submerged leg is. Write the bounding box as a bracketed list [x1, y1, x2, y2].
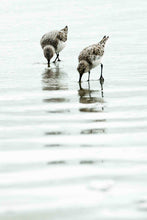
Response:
[99, 76, 104, 98]
[88, 71, 90, 81]
[99, 63, 104, 82]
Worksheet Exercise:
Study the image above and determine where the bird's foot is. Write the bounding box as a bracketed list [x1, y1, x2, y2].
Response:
[99, 76, 104, 84]
[57, 58, 61, 62]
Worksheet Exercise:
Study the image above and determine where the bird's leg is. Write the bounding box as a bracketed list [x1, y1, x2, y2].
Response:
[87, 71, 90, 81]
[57, 54, 61, 61]
[53, 54, 58, 63]
[99, 77, 104, 98]
[88, 80, 90, 90]
[53, 54, 61, 63]
[99, 63, 104, 82]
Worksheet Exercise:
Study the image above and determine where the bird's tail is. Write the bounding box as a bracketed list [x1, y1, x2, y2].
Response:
[99, 35, 109, 46]
[61, 26, 68, 33]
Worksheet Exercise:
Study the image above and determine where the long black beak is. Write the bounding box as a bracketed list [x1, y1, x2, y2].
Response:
[79, 74, 82, 83]
[48, 59, 50, 67]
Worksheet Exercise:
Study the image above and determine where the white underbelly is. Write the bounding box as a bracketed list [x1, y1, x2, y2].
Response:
[91, 55, 102, 68]
[56, 41, 66, 53]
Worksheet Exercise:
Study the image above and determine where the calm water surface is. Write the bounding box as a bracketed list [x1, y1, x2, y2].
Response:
[0, 0, 147, 219]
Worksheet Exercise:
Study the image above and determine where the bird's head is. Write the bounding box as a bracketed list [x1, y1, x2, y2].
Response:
[58, 26, 68, 42]
[77, 60, 89, 82]
[43, 45, 55, 67]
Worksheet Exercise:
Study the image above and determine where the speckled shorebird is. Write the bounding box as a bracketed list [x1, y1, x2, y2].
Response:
[77, 35, 109, 82]
[40, 26, 68, 67]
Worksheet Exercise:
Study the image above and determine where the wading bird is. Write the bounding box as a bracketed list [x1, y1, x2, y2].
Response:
[40, 26, 68, 67]
[77, 35, 109, 82]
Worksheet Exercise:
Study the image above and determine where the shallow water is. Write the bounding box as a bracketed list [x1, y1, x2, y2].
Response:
[0, 0, 147, 219]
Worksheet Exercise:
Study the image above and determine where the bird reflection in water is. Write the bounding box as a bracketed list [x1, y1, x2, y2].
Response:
[42, 64, 68, 91]
[42, 65, 70, 139]
[42, 65, 69, 113]
[78, 79, 105, 134]
[78, 79, 104, 112]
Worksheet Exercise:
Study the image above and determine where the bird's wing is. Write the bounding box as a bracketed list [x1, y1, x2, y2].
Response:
[85, 44, 104, 56]
[78, 44, 104, 64]
[40, 31, 59, 49]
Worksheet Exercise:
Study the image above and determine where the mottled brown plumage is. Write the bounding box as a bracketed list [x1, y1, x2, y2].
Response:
[77, 36, 109, 82]
[40, 26, 68, 67]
